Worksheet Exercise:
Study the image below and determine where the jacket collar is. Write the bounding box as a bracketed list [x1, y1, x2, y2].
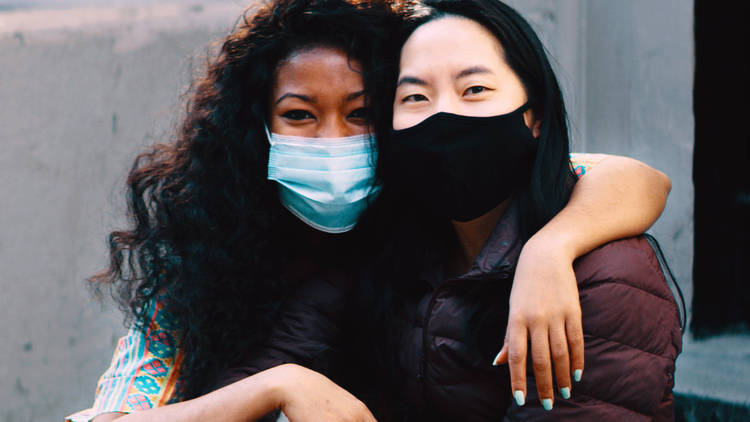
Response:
[419, 199, 525, 286]
[458, 199, 524, 280]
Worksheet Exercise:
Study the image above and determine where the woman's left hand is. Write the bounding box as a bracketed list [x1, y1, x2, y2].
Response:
[492, 236, 584, 410]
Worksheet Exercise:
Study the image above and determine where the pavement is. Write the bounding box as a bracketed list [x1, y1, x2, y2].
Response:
[674, 333, 750, 421]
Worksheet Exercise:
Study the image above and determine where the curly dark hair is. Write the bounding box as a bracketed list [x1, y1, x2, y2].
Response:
[91, 0, 400, 399]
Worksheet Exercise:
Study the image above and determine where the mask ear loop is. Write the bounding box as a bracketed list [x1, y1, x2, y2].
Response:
[264, 125, 276, 146]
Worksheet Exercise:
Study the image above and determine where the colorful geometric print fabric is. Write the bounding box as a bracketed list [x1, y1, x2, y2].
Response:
[570, 152, 608, 177]
[65, 297, 184, 421]
[64, 152, 603, 421]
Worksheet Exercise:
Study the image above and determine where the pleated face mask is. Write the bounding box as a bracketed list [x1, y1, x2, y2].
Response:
[266, 126, 380, 233]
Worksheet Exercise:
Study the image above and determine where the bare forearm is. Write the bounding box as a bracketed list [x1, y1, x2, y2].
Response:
[94, 368, 282, 422]
[532, 155, 670, 259]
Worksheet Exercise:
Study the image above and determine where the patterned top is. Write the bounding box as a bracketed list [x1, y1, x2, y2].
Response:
[65, 297, 184, 421]
[65, 152, 605, 421]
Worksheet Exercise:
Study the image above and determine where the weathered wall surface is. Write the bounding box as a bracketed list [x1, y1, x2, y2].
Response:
[0, 1, 695, 420]
[0, 3, 245, 420]
[508, 0, 695, 308]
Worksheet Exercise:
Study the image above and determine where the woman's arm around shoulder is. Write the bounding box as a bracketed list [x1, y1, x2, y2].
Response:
[493, 154, 671, 408]
[503, 235, 681, 421]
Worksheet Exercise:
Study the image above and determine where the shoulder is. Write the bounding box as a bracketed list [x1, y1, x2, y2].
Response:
[573, 235, 682, 358]
[562, 237, 683, 416]
[574, 236, 672, 302]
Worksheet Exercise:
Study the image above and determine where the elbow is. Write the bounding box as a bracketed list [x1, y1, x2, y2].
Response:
[616, 155, 672, 202]
[655, 166, 672, 197]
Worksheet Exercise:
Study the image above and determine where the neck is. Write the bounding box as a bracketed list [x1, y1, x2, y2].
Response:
[450, 199, 511, 275]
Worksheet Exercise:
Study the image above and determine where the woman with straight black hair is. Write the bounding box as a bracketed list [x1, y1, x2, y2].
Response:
[340, 0, 682, 420]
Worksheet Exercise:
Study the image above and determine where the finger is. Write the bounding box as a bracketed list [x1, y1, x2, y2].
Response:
[566, 311, 585, 383]
[492, 331, 509, 365]
[506, 320, 528, 406]
[530, 325, 554, 411]
[549, 323, 571, 400]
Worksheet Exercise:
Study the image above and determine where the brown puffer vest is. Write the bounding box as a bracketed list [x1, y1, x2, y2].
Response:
[392, 202, 683, 421]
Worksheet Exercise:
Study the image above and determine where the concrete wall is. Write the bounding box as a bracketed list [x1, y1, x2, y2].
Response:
[507, 0, 695, 309]
[0, 1, 695, 420]
[0, 3, 246, 421]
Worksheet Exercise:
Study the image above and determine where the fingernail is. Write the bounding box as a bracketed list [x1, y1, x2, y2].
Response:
[574, 369, 583, 382]
[492, 350, 502, 366]
[513, 390, 525, 406]
[560, 387, 571, 399]
[542, 398, 553, 411]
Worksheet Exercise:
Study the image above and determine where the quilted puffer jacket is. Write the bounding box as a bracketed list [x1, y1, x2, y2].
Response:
[210, 201, 682, 421]
[390, 202, 683, 421]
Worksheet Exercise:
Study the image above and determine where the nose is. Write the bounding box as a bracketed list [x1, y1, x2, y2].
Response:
[317, 115, 352, 138]
[433, 93, 461, 116]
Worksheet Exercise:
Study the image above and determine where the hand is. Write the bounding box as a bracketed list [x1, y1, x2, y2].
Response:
[492, 236, 584, 411]
[271, 364, 376, 422]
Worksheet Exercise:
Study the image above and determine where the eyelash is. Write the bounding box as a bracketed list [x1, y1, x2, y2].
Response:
[348, 107, 369, 120]
[401, 94, 428, 103]
[281, 108, 369, 122]
[400, 86, 490, 103]
[464, 86, 489, 95]
[281, 110, 315, 120]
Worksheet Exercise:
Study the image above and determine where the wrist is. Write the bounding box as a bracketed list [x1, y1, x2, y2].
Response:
[238, 364, 293, 417]
[524, 229, 579, 263]
[265, 364, 293, 410]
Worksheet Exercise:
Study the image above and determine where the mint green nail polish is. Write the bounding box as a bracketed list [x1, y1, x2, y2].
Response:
[542, 398, 553, 411]
[513, 390, 525, 406]
[574, 369, 583, 382]
[560, 387, 571, 399]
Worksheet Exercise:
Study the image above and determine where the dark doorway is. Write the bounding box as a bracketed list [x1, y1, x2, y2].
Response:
[692, 0, 750, 337]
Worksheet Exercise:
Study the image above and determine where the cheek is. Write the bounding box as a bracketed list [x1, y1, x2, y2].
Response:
[392, 105, 426, 131]
[269, 115, 280, 133]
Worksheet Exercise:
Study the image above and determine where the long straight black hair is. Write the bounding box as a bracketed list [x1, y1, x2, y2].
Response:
[347, 0, 576, 417]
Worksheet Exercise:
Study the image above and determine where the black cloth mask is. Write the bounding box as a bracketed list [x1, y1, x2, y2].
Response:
[389, 104, 538, 222]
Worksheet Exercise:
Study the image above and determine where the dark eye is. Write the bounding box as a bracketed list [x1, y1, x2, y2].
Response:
[348, 107, 370, 121]
[402, 94, 428, 103]
[282, 110, 315, 120]
[464, 86, 487, 95]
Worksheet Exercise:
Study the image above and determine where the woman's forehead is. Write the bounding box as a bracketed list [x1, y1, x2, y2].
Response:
[274, 46, 364, 96]
[399, 16, 504, 75]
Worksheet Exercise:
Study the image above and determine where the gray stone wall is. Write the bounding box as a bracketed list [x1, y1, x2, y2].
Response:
[0, 3, 245, 420]
[0, 1, 695, 420]
[507, 0, 695, 309]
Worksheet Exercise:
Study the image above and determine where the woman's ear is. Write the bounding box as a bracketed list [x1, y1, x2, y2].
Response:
[522, 109, 542, 139]
[531, 119, 541, 139]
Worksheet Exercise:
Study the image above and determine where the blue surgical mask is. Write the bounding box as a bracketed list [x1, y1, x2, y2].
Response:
[266, 127, 379, 233]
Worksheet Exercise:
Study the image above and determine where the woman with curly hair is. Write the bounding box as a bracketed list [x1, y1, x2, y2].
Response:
[66, 0, 673, 420]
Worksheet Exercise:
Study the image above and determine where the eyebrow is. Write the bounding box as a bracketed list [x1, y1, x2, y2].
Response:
[275, 93, 315, 105]
[346, 90, 366, 101]
[275, 90, 365, 105]
[396, 76, 428, 87]
[455, 65, 493, 79]
[396, 66, 493, 87]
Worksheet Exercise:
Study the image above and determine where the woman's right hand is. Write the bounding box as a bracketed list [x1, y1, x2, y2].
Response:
[271, 364, 376, 422]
